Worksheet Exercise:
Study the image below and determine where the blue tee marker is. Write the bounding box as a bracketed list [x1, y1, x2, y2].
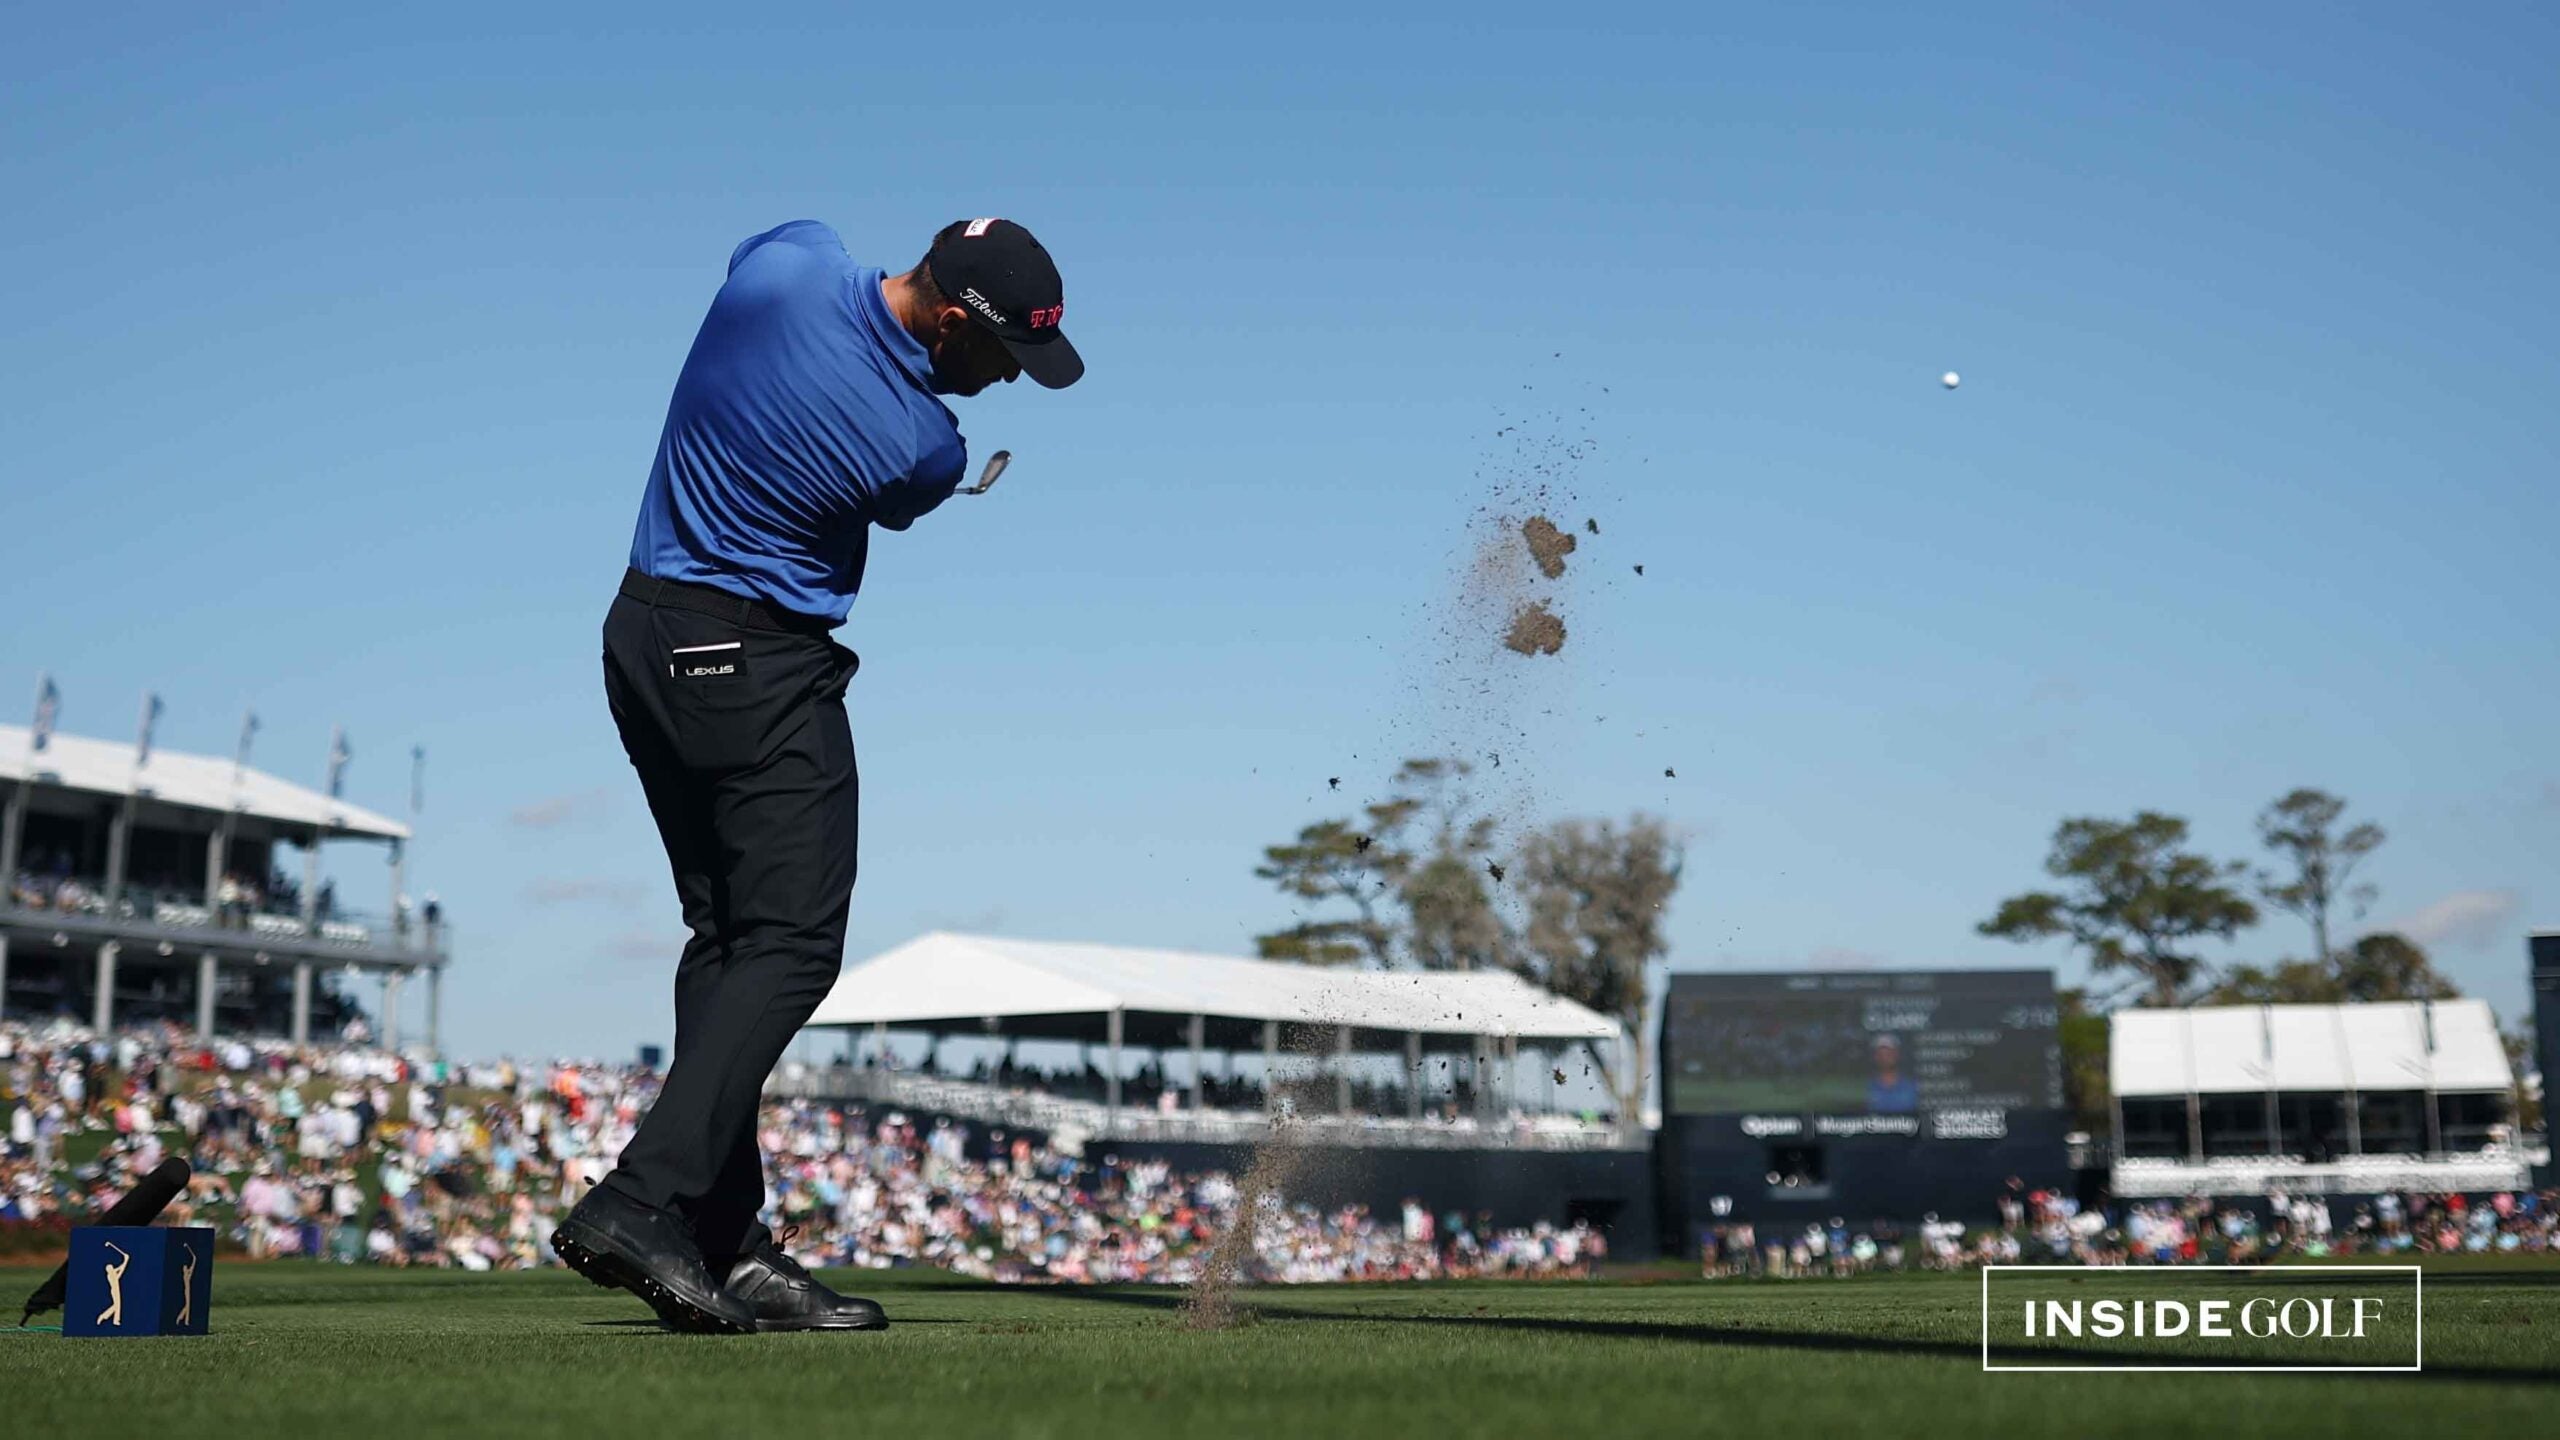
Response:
[63, 1227, 213, 1337]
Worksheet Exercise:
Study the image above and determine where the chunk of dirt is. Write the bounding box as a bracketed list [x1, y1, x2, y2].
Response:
[1502, 601, 1566, 656]
[1521, 516, 1577, 580]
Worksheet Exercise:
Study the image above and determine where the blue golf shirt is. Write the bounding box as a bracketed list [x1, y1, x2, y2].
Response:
[627, 221, 969, 623]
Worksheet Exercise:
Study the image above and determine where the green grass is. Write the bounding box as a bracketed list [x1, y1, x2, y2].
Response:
[2, 1258, 2555, 1438]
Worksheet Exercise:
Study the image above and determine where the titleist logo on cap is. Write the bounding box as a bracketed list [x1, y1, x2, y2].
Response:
[961, 287, 1009, 326]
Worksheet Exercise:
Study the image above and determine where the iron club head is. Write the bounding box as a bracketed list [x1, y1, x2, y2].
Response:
[958, 449, 1012, 496]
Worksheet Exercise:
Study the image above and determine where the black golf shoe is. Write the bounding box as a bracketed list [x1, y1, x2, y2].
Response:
[724, 1231, 889, 1333]
[554, 1184, 757, 1335]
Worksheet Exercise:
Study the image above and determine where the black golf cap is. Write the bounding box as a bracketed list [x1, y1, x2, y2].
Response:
[926, 218, 1083, 389]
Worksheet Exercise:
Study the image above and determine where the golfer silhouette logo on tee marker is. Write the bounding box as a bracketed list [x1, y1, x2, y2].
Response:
[97, 1242, 131, 1327]
[177, 1245, 200, 1326]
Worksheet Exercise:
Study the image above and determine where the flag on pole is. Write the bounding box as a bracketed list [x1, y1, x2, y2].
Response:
[30, 675, 60, 753]
[135, 692, 165, 770]
[410, 744, 426, 816]
[327, 726, 352, 800]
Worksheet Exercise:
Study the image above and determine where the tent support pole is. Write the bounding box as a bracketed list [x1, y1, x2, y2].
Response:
[1187, 1012, 1206, 1111]
[1335, 1024, 1352, 1115]
[1406, 1031, 1423, 1121]
[1263, 1020, 1278, 1113]
[1106, 1006, 1124, 1128]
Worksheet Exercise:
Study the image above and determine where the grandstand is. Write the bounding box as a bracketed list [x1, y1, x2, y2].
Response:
[0, 720, 446, 1049]
[779, 932, 1658, 1250]
[788, 931, 1636, 1150]
[2108, 999, 2527, 1197]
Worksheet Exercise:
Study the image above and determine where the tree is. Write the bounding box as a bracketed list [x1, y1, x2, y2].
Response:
[1252, 764, 1688, 1120]
[1979, 812, 2258, 1006]
[1252, 818, 1404, 967]
[1509, 815, 1684, 1119]
[2504, 1024, 2543, 1134]
[2055, 988, 2112, 1135]
[1252, 758, 1516, 971]
[2255, 788, 2384, 964]
[1391, 759, 1510, 972]
[1253, 916, 1375, 967]
[1403, 850, 1510, 972]
[2193, 932, 2458, 1006]
[2331, 931, 2460, 1002]
[2202, 959, 2344, 1005]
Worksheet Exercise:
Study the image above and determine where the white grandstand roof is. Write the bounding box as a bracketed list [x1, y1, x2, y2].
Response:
[1, 724, 407, 842]
[2110, 1000, 2513, 1097]
[807, 932, 1622, 1041]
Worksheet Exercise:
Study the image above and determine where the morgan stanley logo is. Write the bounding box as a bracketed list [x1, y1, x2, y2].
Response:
[1982, 1266, 2422, 1373]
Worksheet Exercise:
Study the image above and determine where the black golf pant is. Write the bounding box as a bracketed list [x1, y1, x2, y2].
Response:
[597, 573, 859, 1271]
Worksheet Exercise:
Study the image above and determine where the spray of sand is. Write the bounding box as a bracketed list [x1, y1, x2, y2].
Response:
[1186, 379, 1615, 1329]
[1179, 1113, 1305, 1329]
[1181, 1025, 1345, 1329]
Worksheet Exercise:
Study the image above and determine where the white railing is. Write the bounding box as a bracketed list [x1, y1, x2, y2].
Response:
[768, 1064, 1642, 1152]
[7, 887, 419, 956]
[2112, 1148, 2533, 1197]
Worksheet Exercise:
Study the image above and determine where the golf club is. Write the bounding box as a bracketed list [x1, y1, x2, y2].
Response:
[957, 449, 1011, 495]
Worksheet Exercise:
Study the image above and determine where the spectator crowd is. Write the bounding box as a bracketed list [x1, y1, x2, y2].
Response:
[7, 1018, 2552, 1284]
[7, 850, 311, 924]
[1698, 1175, 2560, 1278]
[0, 1019, 1600, 1281]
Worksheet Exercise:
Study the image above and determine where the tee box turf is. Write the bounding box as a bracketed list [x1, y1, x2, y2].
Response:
[63, 1227, 215, 1337]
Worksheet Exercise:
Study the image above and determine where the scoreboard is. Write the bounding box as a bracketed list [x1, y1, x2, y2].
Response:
[1665, 970, 2062, 1120]
[1656, 970, 2068, 1236]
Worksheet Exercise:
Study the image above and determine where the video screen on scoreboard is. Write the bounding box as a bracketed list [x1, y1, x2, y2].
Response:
[1664, 971, 2059, 1117]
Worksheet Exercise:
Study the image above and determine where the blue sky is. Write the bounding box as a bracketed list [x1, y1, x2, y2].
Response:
[4, 3, 2553, 1059]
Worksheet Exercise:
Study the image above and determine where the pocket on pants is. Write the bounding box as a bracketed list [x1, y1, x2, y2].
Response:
[657, 612, 761, 706]
[818, 639, 860, 702]
[651, 611, 788, 770]
[668, 640, 750, 690]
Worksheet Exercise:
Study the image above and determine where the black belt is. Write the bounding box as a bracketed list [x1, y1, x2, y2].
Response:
[619, 568, 835, 637]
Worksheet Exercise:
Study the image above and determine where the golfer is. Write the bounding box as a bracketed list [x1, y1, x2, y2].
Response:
[554, 218, 1082, 1333]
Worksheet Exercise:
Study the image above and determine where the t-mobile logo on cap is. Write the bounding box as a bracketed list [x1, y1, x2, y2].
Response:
[964, 218, 998, 237]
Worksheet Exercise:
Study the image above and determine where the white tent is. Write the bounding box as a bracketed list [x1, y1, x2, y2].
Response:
[806, 931, 1620, 1045]
[3, 723, 406, 840]
[2111, 1000, 2514, 1097]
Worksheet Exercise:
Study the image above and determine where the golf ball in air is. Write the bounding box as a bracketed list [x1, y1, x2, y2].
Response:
[1941, 371, 1961, 389]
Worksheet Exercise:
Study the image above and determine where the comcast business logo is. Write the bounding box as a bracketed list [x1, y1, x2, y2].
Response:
[1982, 1266, 2421, 1373]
